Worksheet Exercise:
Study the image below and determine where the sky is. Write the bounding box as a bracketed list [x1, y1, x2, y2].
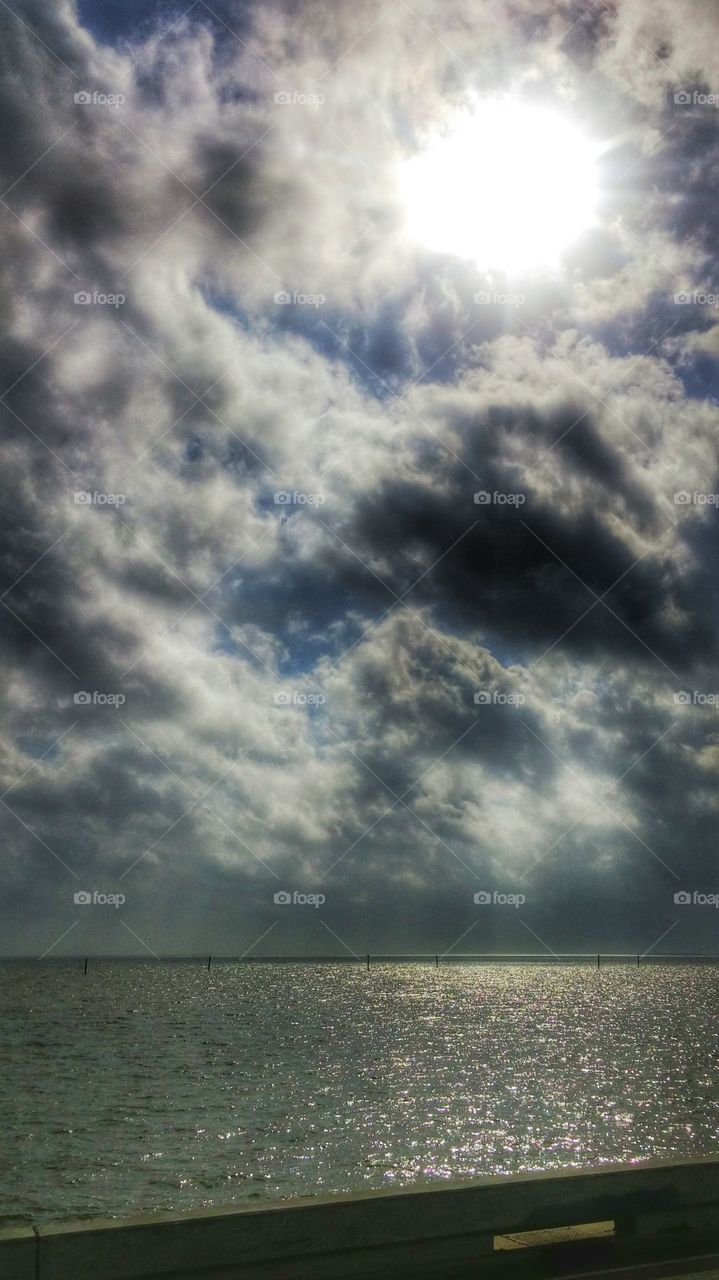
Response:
[1, 0, 719, 958]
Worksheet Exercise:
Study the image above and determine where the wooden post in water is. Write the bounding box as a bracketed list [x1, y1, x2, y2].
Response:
[207, 955, 212, 972]
[83, 958, 88, 975]
[366, 953, 370, 971]
[435, 954, 439, 968]
[597, 953, 600, 969]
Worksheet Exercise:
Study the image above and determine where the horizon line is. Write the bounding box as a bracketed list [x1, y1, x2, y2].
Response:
[4, 952, 719, 963]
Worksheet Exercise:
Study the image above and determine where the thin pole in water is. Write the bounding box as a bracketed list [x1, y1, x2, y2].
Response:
[435, 954, 439, 968]
[207, 955, 212, 972]
[597, 953, 600, 969]
[83, 958, 88, 975]
[366, 953, 370, 971]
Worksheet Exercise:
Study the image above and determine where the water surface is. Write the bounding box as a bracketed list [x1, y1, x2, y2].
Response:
[2, 962, 718, 1224]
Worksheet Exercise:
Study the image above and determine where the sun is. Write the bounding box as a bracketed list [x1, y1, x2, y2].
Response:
[400, 98, 600, 274]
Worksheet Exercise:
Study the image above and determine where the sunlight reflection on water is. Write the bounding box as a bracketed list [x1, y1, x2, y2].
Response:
[2, 962, 718, 1223]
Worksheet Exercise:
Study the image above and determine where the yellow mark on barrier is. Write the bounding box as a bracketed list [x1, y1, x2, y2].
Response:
[494, 1220, 615, 1250]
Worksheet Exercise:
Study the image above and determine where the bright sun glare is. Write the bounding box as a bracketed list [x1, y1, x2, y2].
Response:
[401, 99, 600, 274]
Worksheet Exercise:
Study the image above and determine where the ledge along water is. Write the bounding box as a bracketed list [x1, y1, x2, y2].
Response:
[5, 1156, 719, 1280]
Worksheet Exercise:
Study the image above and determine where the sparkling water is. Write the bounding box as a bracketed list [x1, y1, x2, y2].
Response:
[2, 961, 719, 1225]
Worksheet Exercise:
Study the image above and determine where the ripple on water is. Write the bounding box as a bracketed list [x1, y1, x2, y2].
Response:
[1, 963, 719, 1222]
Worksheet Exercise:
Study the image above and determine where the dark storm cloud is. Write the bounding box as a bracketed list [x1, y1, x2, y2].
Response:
[650, 105, 719, 262]
[294, 388, 714, 677]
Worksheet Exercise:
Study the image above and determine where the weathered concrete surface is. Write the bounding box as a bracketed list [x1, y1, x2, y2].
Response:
[8, 1155, 719, 1280]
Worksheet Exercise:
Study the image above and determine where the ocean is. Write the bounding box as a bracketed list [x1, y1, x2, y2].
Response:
[3, 961, 719, 1225]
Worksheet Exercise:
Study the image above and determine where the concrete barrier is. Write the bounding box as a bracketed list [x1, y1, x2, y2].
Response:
[0, 1226, 36, 1280]
[5, 1156, 719, 1280]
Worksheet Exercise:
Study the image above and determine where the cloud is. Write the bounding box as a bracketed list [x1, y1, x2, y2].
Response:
[0, 0, 718, 956]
